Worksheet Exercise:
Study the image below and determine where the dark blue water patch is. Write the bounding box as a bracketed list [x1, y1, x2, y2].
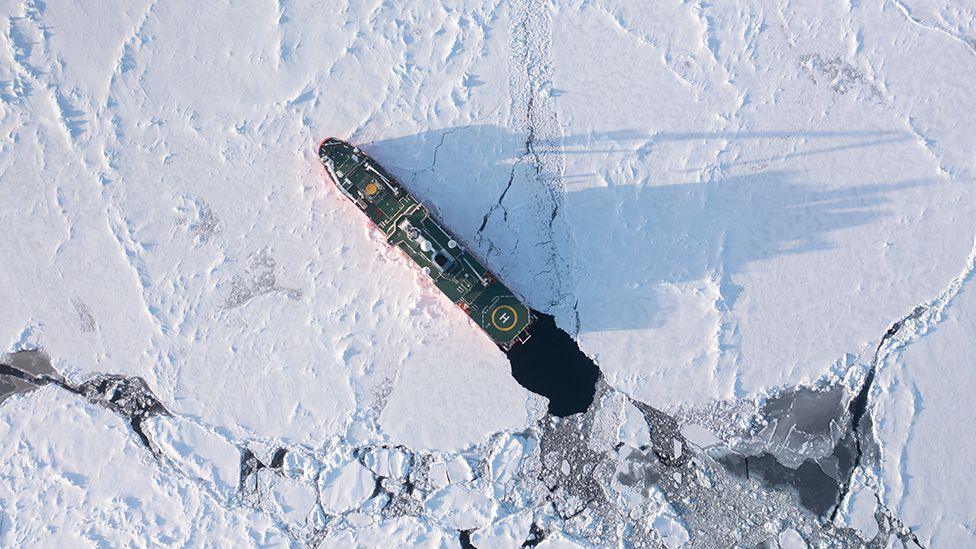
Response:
[521, 523, 545, 546]
[459, 529, 477, 548]
[505, 312, 600, 417]
[713, 450, 841, 517]
[270, 448, 288, 469]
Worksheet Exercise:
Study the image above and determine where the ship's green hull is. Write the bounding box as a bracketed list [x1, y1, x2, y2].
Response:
[317, 138, 533, 349]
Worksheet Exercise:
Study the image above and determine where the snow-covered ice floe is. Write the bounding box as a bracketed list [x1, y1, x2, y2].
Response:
[2, 0, 975, 545]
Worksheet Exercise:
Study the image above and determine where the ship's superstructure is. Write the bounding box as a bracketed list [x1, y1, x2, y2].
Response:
[317, 138, 533, 349]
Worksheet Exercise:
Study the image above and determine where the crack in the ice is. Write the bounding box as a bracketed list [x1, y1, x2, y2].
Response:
[477, 92, 536, 240]
[572, 300, 581, 336]
[477, 0, 541, 246]
[830, 237, 976, 528]
[889, 0, 976, 58]
[481, 0, 573, 312]
[428, 126, 465, 173]
[238, 447, 268, 505]
[0, 353, 169, 456]
[872, 490, 926, 549]
[830, 306, 926, 521]
[476, 160, 518, 239]
[3, 343, 920, 546]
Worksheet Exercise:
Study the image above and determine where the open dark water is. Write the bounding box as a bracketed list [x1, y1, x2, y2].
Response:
[505, 312, 600, 416]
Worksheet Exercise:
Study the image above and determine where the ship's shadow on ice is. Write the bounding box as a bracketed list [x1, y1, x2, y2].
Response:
[351, 125, 925, 332]
[565, 169, 926, 332]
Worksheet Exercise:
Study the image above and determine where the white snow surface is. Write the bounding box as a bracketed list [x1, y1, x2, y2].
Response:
[2, 0, 975, 545]
[317, 458, 375, 514]
[0, 388, 283, 546]
[841, 482, 880, 541]
[470, 511, 533, 547]
[778, 528, 808, 549]
[0, 0, 536, 453]
[144, 415, 242, 501]
[554, 0, 976, 405]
